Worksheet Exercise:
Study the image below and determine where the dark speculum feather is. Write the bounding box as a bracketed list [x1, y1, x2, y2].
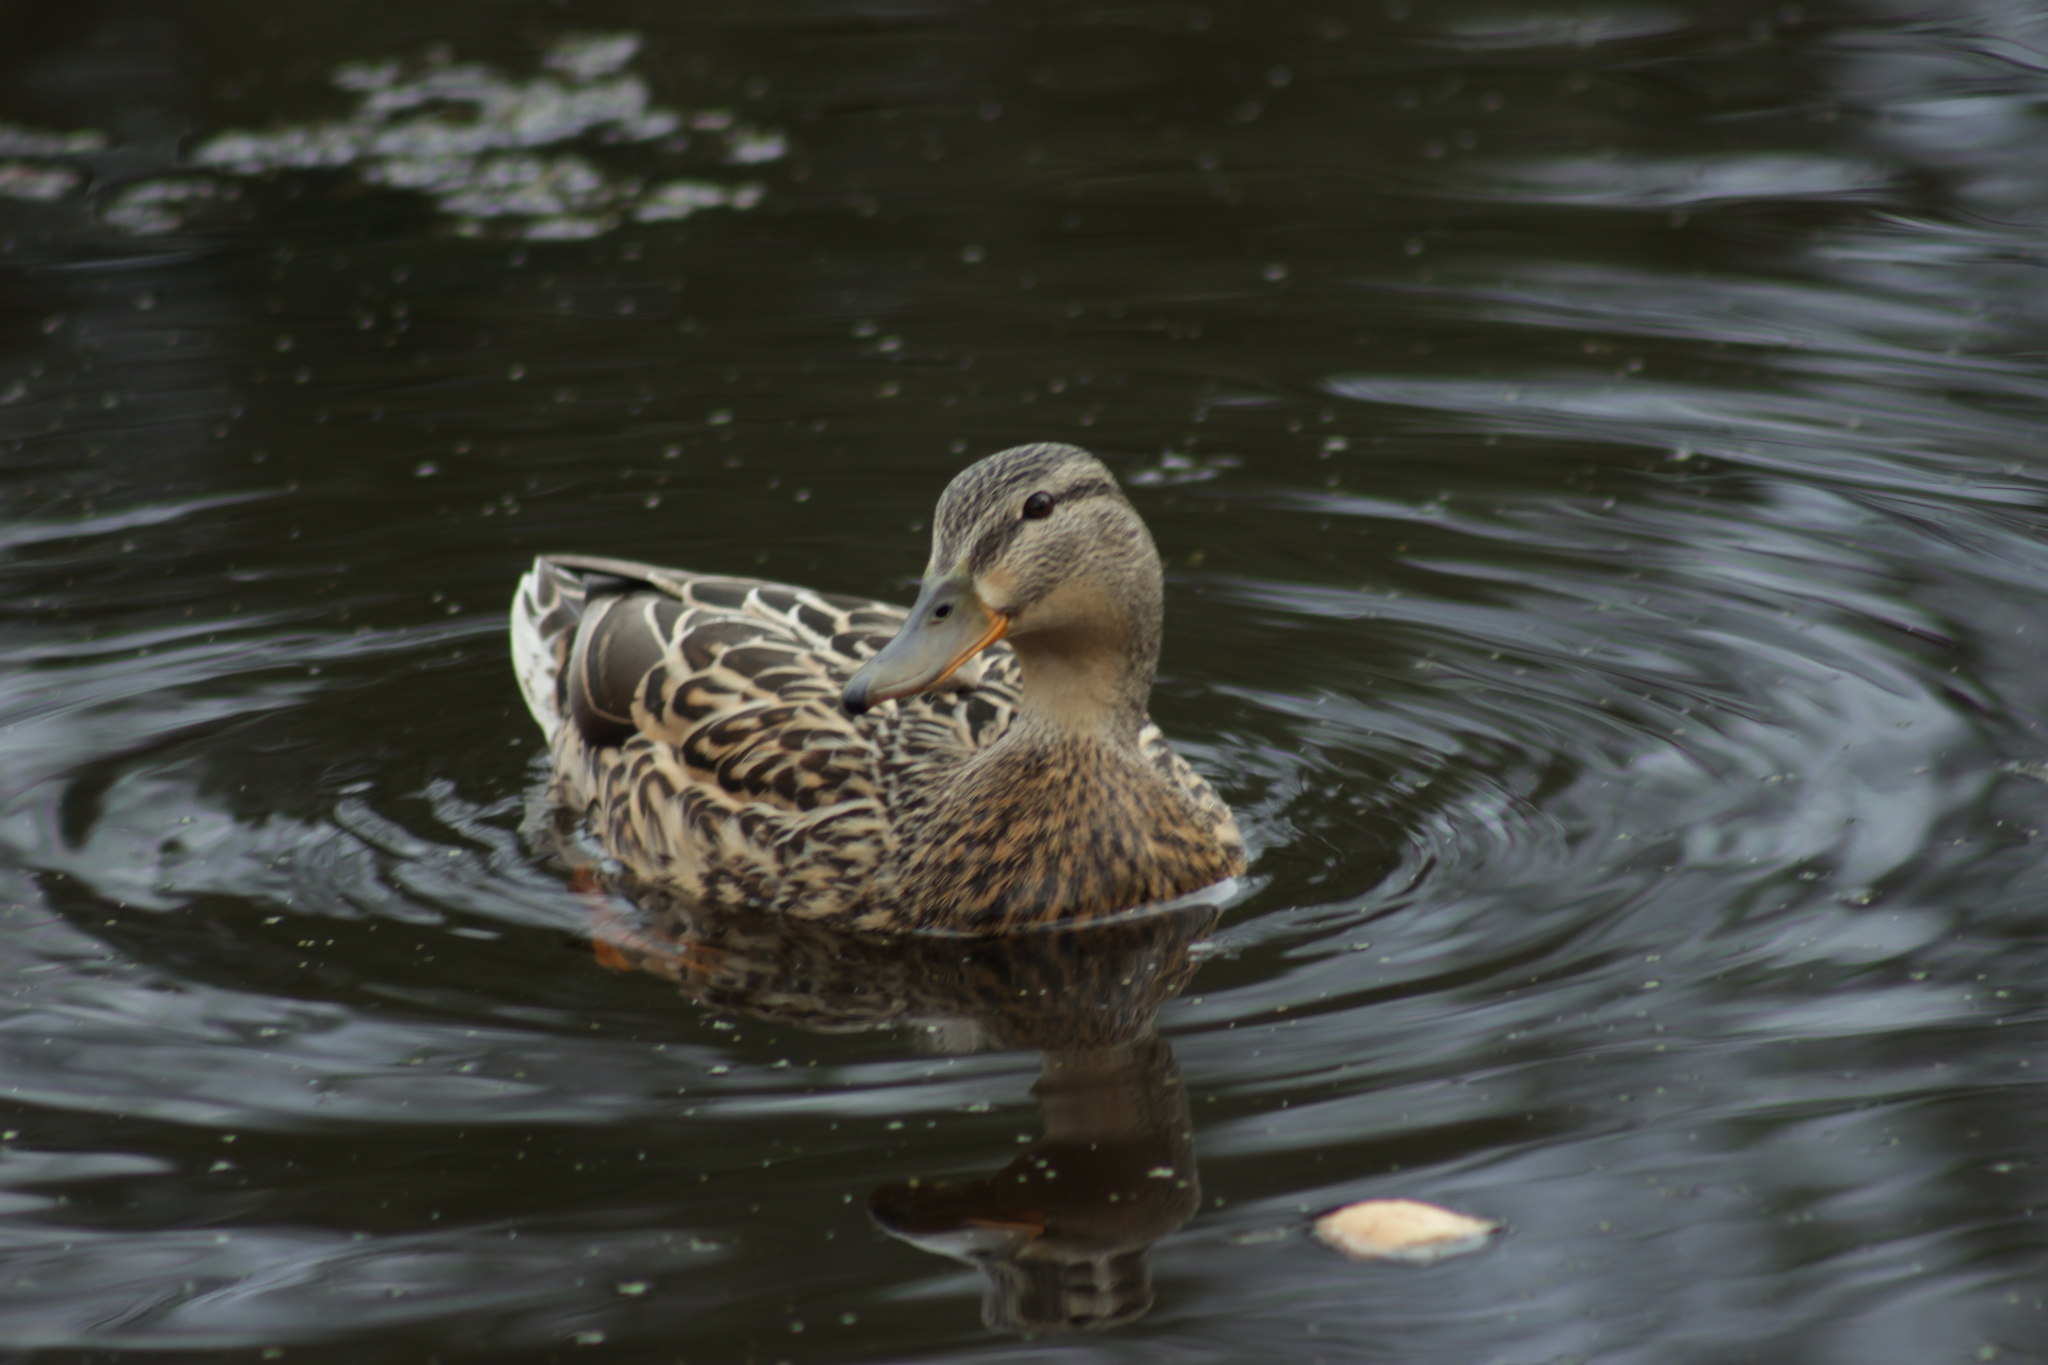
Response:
[569, 594, 676, 748]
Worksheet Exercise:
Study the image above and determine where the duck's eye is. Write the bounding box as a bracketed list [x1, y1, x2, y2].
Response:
[1022, 491, 1055, 520]
[933, 602, 953, 620]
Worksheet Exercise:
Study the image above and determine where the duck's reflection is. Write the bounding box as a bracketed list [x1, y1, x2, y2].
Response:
[586, 884, 1213, 1335]
[870, 1034, 1196, 1332]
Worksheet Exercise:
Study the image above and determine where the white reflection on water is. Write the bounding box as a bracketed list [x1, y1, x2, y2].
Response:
[1426, 6, 1691, 49]
[1467, 152, 1896, 208]
[0, 122, 105, 205]
[107, 32, 777, 240]
[0, 163, 83, 204]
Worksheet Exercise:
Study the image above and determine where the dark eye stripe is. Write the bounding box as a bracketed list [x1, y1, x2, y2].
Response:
[964, 478, 1122, 573]
[1058, 477, 1117, 505]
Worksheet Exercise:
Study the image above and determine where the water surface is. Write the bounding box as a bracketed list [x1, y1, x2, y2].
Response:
[4, 1, 2048, 1360]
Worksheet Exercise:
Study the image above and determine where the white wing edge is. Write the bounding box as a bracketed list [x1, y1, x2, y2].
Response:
[510, 560, 563, 744]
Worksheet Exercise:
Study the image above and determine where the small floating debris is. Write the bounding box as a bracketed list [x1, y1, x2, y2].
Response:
[1312, 1198, 1498, 1264]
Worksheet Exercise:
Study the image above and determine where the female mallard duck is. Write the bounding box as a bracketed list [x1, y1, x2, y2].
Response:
[511, 441, 1245, 934]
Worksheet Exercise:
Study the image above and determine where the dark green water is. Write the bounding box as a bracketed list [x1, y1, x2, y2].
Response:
[5, 1, 2048, 1360]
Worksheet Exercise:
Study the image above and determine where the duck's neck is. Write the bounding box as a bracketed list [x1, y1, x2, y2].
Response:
[1003, 611, 1161, 748]
[889, 588, 1202, 931]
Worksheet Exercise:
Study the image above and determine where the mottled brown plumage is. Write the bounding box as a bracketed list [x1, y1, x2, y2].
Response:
[510, 442, 1246, 933]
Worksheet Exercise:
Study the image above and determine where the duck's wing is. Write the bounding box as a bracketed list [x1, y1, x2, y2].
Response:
[516, 552, 905, 764]
[512, 557, 1025, 902]
[1137, 721, 1248, 868]
[516, 553, 1023, 749]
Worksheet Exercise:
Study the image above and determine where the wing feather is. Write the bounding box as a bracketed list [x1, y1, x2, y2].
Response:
[513, 555, 1029, 916]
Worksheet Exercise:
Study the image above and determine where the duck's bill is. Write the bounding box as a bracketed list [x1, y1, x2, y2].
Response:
[841, 575, 1008, 716]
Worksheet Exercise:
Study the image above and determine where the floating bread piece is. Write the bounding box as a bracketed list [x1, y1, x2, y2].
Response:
[1313, 1198, 1499, 1264]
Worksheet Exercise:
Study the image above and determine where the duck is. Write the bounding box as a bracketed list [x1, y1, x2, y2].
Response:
[510, 441, 1246, 934]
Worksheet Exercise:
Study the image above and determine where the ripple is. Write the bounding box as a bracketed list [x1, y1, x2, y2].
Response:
[1426, 6, 1692, 50]
[1465, 152, 1898, 208]
[0, 1221, 726, 1350]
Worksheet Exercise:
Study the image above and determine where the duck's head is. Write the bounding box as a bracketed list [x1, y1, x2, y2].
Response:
[841, 443, 1164, 730]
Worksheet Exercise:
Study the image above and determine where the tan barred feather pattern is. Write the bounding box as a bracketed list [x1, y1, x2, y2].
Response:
[510, 446, 1245, 933]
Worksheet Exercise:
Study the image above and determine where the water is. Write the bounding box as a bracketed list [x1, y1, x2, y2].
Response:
[4, 1, 2048, 1359]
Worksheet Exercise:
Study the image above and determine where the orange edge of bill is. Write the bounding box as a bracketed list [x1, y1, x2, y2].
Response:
[933, 613, 1010, 687]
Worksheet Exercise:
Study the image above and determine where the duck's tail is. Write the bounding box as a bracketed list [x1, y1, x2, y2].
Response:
[509, 556, 589, 743]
